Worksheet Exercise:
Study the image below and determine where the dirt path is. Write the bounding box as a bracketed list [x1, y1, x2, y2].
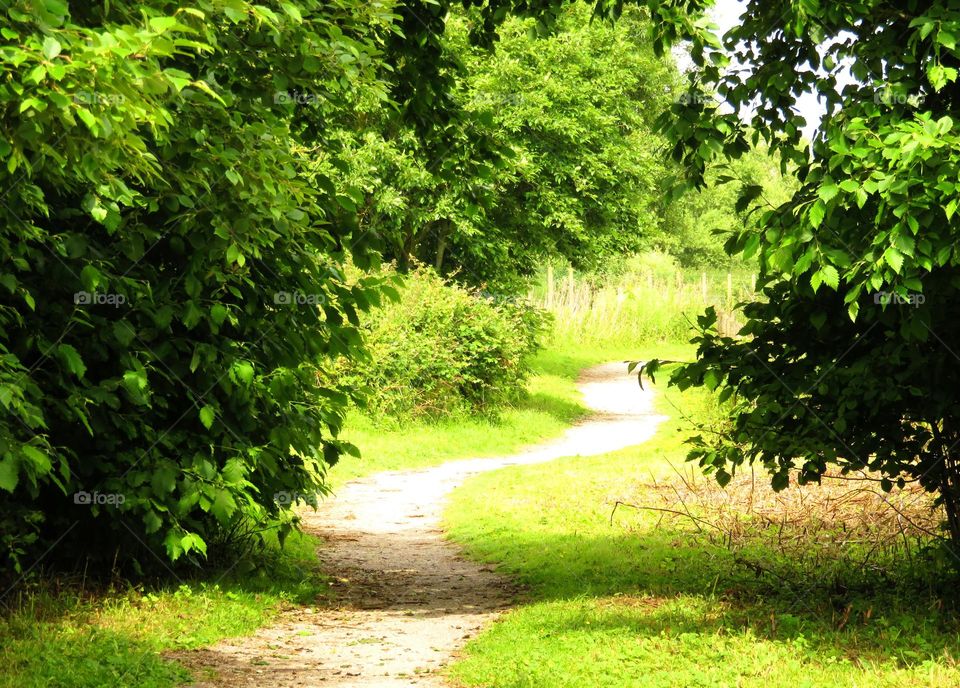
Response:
[176, 362, 667, 687]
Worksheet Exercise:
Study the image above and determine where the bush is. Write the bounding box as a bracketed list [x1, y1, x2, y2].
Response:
[0, 1, 394, 575]
[342, 268, 548, 421]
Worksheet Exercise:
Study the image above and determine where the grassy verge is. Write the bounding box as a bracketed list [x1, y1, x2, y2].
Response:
[444, 382, 960, 688]
[330, 341, 684, 486]
[0, 530, 327, 688]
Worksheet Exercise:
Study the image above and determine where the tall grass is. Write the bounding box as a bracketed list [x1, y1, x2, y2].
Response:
[532, 252, 756, 350]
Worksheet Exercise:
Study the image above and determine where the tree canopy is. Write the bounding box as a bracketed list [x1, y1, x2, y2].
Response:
[641, 0, 960, 545]
[329, 3, 697, 288]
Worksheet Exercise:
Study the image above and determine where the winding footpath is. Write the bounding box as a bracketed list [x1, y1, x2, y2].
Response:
[177, 362, 667, 687]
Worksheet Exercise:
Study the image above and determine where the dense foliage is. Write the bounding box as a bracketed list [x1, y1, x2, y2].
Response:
[0, 0, 695, 575]
[639, 0, 960, 545]
[333, 3, 692, 288]
[0, 0, 406, 573]
[339, 267, 547, 421]
[0, 0, 786, 577]
[663, 146, 797, 266]
[448, 5, 678, 281]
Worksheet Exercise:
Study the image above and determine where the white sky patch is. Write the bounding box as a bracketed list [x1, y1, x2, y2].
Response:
[690, 0, 857, 141]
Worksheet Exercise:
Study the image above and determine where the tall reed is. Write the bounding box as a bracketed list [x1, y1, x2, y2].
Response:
[533, 260, 756, 349]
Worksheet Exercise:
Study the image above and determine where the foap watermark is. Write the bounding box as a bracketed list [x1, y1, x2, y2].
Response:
[676, 92, 719, 106]
[273, 291, 326, 306]
[73, 91, 126, 106]
[74, 490, 126, 506]
[873, 87, 925, 108]
[874, 291, 925, 307]
[273, 490, 321, 506]
[478, 290, 530, 307]
[74, 291, 126, 307]
[274, 90, 320, 106]
[468, 92, 525, 109]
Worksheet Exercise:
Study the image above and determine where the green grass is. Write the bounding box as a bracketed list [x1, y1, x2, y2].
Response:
[444, 383, 960, 688]
[0, 529, 328, 688]
[331, 342, 684, 486]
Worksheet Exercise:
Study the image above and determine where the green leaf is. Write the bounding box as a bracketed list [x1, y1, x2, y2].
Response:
[80, 264, 101, 292]
[771, 472, 789, 491]
[210, 489, 237, 523]
[189, 346, 202, 373]
[820, 265, 839, 290]
[57, 343, 86, 378]
[226, 243, 242, 265]
[182, 301, 204, 329]
[210, 303, 228, 326]
[163, 528, 184, 560]
[742, 233, 761, 260]
[19, 97, 44, 113]
[180, 532, 208, 556]
[21, 445, 51, 474]
[883, 247, 905, 273]
[945, 198, 958, 221]
[42, 36, 61, 59]
[818, 181, 838, 202]
[0, 455, 19, 492]
[113, 321, 136, 346]
[75, 107, 97, 132]
[703, 368, 721, 390]
[143, 509, 163, 535]
[27, 65, 46, 84]
[847, 300, 860, 321]
[230, 360, 255, 385]
[810, 270, 823, 293]
[280, 2, 303, 22]
[199, 405, 215, 430]
[149, 16, 178, 32]
[123, 369, 148, 391]
[151, 462, 178, 495]
[809, 200, 826, 228]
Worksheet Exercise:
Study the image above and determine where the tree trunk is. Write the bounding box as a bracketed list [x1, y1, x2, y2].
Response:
[933, 421, 960, 549]
[434, 229, 447, 273]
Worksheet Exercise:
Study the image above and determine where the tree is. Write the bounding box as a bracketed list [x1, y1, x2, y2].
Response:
[0, 0, 398, 572]
[449, 3, 681, 283]
[329, 3, 692, 290]
[661, 144, 797, 267]
[639, 1, 960, 546]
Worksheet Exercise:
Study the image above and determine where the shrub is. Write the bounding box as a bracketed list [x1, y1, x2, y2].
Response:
[0, 1, 394, 575]
[341, 268, 548, 421]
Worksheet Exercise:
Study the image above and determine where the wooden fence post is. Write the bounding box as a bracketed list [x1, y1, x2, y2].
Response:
[546, 264, 554, 307]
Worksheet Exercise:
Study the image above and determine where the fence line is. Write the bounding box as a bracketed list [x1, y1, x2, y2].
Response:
[533, 268, 757, 344]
